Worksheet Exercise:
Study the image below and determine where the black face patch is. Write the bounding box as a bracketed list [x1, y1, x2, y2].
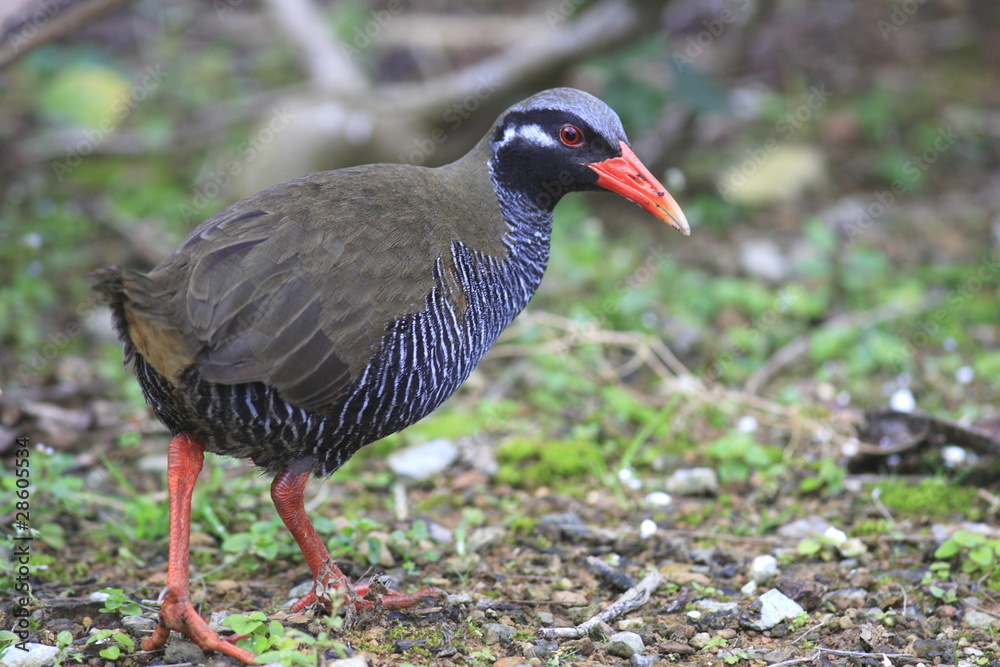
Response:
[489, 109, 627, 209]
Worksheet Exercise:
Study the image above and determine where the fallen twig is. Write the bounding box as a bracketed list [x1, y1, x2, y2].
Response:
[537, 569, 664, 639]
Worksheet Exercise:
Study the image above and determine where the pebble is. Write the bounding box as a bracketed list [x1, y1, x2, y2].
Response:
[427, 520, 453, 543]
[776, 515, 832, 538]
[935, 605, 957, 619]
[740, 238, 790, 282]
[763, 651, 795, 663]
[630, 654, 659, 667]
[644, 491, 672, 506]
[492, 658, 532, 667]
[749, 555, 779, 582]
[665, 467, 718, 495]
[483, 622, 517, 645]
[0, 643, 60, 667]
[522, 639, 558, 659]
[120, 614, 157, 632]
[387, 438, 458, 480]
[890, 387, 915, 412]
[617, 618, 645, 631]
[696, 600, 739, 614]
[963, 610, 996, 629]
[467, 525, 506, 553]
[327, 658, 370, 667]
[740, 588, 805, 631]
[164, 639, 206, 664]
[688, 632, 713, 650]
[605, 631, 644, 658]
[536, 611, 554, 625]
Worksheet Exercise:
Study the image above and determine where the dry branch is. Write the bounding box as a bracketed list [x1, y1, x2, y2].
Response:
[537, 569, 664, 639]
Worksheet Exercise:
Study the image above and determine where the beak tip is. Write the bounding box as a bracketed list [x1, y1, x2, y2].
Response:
[667, 209, 691, 236]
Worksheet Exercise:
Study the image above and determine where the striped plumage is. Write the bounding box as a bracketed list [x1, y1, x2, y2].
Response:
[89, 88, 688, 665]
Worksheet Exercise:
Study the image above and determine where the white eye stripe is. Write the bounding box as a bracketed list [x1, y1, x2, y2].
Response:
[498, 123, 557, 148]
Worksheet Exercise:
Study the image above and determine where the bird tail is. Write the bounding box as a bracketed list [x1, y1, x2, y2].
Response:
[88, 267, 157, 370]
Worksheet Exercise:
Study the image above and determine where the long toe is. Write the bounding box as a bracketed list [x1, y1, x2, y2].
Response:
[354, 582, 447, 610]
[143, 597, 258, 665]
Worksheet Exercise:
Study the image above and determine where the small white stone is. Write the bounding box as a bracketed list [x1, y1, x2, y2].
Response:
[644, 491, 672, 507]
[639, 519, 657, 539]
[943, 446, 967, 467]
[890, 387, 915, 413]
[749, 555, 779, 582]
[823, 526, 847, 545]
[388, 438, 458, 481]
[737, 415, 758, 433]
[0, 643, 60, 667]
[956, 366, 974, 384]
[841, 438, 860, 457]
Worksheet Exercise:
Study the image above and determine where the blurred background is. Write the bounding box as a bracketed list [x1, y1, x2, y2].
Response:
[1, 0, 999, 624]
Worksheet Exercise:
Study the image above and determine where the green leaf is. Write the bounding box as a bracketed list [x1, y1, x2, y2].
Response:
[797, 538, 822, 556]
[99, 646, 121, 660]
[968, 545, 995, 570]
[933, 540, 960, 559]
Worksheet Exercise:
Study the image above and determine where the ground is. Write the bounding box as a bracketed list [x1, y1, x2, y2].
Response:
[2, 0, 1000, 665]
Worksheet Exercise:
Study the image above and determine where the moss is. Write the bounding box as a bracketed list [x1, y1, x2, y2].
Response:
[874, 478, 978, 520]
[495, 437, 606, 488]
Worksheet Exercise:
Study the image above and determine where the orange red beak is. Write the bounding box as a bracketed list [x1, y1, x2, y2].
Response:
[588, 142, 690, 235]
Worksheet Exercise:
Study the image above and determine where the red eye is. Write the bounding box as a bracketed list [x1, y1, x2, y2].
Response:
[559, 124, 584, 146]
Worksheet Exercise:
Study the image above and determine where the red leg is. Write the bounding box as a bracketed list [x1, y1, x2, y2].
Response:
[141, 434, 257, 665]
[270, 468, 445, 613]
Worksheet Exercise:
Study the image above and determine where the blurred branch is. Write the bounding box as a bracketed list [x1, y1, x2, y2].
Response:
[0, 0, 130, 69]
[262, 0, 367, 95]
[378, 0, 665, 115]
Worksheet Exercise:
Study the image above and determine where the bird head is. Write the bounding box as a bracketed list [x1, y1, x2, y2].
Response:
[488, 88, 689, 235]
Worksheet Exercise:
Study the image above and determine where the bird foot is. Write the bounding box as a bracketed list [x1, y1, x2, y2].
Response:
[289, 559, 446, 615]
[142, 588, 257, 665]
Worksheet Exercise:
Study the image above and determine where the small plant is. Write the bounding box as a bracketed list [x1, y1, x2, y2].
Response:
[257, 612, 350, 666]
[699, 635, 728, 651]
[97, 588, 141, 616]
[706, 431, 784, 485]
[798, 457, 845, 496]
[85, 628, 135, 661]
[468, 647, 497, 665]
[222, 611, 283, 657]
[934, 530, 1000, 590]
[721, 648, 755, 664]
[52, 630, 82, 666]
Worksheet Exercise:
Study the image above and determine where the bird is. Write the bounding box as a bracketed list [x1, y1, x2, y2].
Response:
[90, 87, 689, 664]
